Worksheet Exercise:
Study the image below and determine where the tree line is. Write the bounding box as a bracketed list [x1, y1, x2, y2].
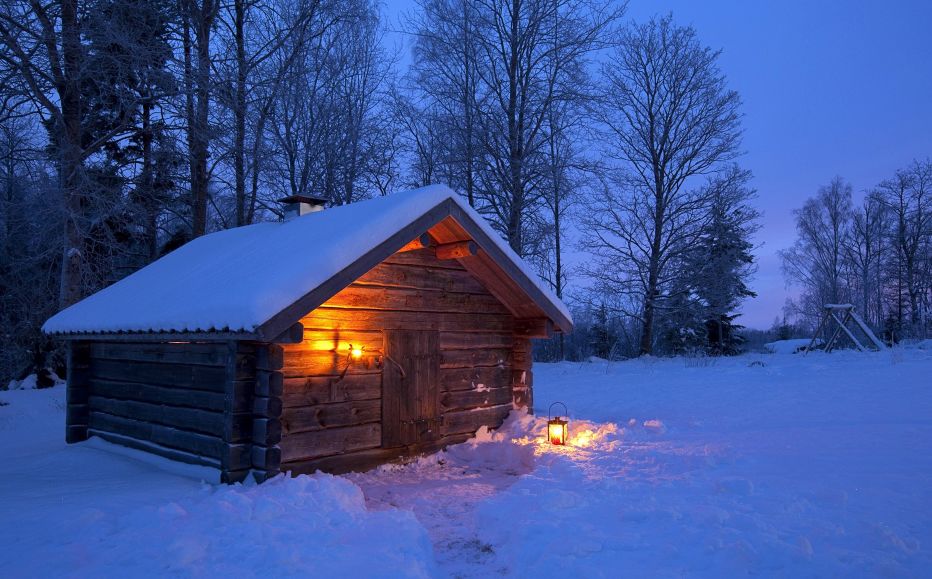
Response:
[0, 0, 758, 384]
[781, 162, 932, 343]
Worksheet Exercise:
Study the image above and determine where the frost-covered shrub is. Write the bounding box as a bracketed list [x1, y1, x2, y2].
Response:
[683, 348, 716, 368]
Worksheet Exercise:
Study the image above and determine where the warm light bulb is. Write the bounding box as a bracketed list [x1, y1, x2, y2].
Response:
[350, 347, 363, 359]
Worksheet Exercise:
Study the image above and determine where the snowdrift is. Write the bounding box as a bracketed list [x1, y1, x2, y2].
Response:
[3, 349, 932, 577]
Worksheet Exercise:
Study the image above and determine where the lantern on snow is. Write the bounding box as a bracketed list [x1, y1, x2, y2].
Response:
[547, 402, 569, 445]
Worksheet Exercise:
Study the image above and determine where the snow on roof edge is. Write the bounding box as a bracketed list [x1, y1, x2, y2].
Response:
[43, 185, 573, 335]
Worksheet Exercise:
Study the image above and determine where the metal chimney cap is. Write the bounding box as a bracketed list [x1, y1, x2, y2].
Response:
[277, 194, 328, 206]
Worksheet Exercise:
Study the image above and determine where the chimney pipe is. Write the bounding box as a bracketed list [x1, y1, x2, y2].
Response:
[278, 195, 328, 221]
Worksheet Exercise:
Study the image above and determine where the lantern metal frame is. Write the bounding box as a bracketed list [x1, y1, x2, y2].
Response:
[547, 401, 569, 445]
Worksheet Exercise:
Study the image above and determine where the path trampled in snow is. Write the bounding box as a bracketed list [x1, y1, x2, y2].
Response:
[354, 348, 932, 577]
[1, 347, 931, 577]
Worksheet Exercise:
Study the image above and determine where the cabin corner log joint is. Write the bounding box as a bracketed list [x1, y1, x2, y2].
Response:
[44, 186, 572, 482]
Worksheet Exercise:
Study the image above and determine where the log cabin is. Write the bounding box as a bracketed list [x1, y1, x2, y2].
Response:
[43, 185, 573, 483]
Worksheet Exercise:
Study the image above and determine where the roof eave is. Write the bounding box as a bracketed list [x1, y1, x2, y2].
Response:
[47, 330, 261, 342]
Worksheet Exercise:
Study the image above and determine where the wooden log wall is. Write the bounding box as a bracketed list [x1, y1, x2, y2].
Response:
[65, 342, 91, 443]
[78, 341, 259, 481]
[512, 337, 533, 411]
[249, 343, 284, 482]
[280, 247, 520, 474]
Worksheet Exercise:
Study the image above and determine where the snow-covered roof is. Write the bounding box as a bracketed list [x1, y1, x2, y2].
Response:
[44, 185, 573, 338]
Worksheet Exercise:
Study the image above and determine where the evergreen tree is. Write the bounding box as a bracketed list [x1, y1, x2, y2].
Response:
[590, 303, 615, 359]
[686, 166, 760, 354]
[81, 0, 177, 280]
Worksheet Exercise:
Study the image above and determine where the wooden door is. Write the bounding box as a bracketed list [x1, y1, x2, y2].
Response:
[382, 330, 440, 448]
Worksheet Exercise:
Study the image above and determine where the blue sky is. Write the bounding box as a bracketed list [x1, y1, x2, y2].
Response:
[381, 0, 932, 329]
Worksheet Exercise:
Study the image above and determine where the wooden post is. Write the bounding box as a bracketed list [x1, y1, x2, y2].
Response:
[65, 341, 91, 443]
[512, 337, 533, 413]
[252, 343, 283, 482]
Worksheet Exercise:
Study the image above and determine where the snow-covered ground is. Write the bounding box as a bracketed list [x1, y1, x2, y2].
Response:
[2, 346, 931, 577]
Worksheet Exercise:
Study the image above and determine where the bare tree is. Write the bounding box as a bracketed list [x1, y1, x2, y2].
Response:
[392, 90, 452, 189]
[408, 0, 484, 206]
[214, 0, 338, 225]
[472, 0, 621, 255]
[780, 177, 853, 326]
[843, 192, 888, 327]
[874, 160, 932, 331]
[266, 0, 390, 207]
[588, 14, 742, 354]
[179, 0, 219, 237]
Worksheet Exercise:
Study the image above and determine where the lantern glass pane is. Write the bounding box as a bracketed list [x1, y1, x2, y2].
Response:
[549, 421, 566, 445]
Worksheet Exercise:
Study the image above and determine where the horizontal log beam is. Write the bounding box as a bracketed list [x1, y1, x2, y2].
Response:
[88, 411, 232, 460]
[435, 240, 478, 260]
[354, 262, 489, 294]
[88, 378, 241, 413]
[295, 330, 383, 355]
[282, 374, 381, 407]
[253, 418, 282, 446]
[512, 367, 533, 410]
[256, 344, 284, 371]
[320, 285, 509, 315]
[272, 323, 304, 344]
[254, 372, 283, 397]
[439, 332, 514, 350]
[396, 233, 433, 253]
[88, 358, 232, 392]
[441, 386, 512, 413]
[440, 366, 512, 392]
[282, 399, 381, 434]
[253, 396, 283, 418]
[441, 403, 512, 436]
[252, 445, 282, 471]
[88, 341, 230, 366]
[282, 432, 474, 476]
[301, 307, 515, 333]
[514, 318, 554, 339]
[87, 395, 241, 439]
[381, 247, 467, 270]
[280, 422, 381, 462]
[440, 347, 511, 369]
[90, 429, 222, 470]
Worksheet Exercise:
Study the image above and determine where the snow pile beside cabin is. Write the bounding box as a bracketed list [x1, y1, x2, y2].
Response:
[0, 387, 435, 577]
[2, 349, 932, 576]
[42, 185, 570, 335]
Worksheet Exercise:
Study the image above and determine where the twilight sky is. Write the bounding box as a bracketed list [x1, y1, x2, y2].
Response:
[381, 0, 932, 329]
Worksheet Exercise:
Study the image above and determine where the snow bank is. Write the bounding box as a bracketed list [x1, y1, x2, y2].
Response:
[915, 339, 932, 350]
[3, 349, 932, 577]
[1, 472, 436, 577]
[513, 351, 932, 577]
[6, 371, 64, 390]
[0, 388, 436, 578]
[764, 338, 816, 354]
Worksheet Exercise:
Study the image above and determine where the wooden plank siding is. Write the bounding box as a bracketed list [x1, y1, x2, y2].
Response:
[280, 247, 522, 474]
